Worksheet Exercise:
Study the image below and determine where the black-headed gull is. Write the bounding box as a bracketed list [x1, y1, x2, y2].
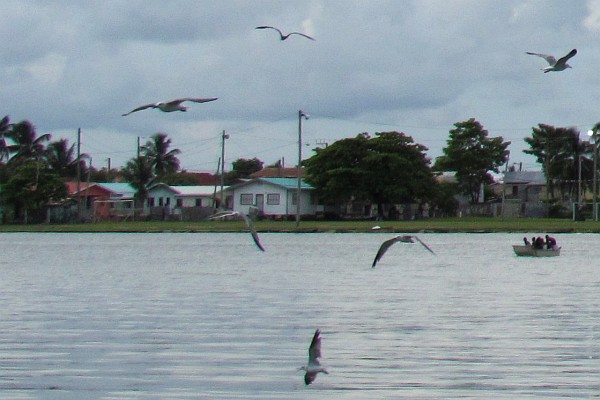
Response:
[122, 97, 217, 116]
[255, 26, 315, 41]
[298, 329, 328, 385]
[207, 208, 265, 251]
[372, 235, 435, 268]
[526, 49, 577, 73]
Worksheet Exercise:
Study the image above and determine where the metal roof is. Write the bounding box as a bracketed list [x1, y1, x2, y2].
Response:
[236, 177, 314, 190]
[96, 182, 136, 199]
[171, 185, 227, 196]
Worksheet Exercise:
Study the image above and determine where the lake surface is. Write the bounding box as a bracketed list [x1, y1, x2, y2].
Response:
[0, 232, 598, 399]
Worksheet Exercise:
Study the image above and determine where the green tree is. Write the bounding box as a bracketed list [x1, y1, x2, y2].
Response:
[120, 156, 154, 208]
[1, 160, 67, 223]
[434, 118, 510, 203]
[523, 124, 589, 202]
[304, 133, 370, 205]
[5, 120, 51, 166]
[141, 133, 181, 180]
[45, 138, 89, 179]
[304, 131, 436, 218]
[224, 157, 264, 184]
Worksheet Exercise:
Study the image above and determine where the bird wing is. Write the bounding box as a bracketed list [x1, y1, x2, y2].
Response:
[308, 329, 322, 364]
[174, 97, 218, 104]
[372, 236, 401, 267]
[242, 208, 265, 251]
[304, 371, 317, 385]
[122, 103, 157, 116]
[244, 216, 265, 252]
[526, 52, 557, 66]
[412, 236, 436, 255]
[555, 48, 577, 66]
[255, 25, 284, 36]
[207, 211, 240, 220]
[288, 32, 316, 41]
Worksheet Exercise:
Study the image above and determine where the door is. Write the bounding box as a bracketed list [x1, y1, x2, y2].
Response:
[255, 194, 264, 213]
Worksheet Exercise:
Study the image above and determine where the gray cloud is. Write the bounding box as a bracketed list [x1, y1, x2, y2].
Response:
[2, 1, 600, 170]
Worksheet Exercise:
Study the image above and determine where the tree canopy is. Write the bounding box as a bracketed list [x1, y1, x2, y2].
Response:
[523, 124, 589, 201]
[434, 118, 510, 203]
[141, 132, 181, 180]
[304, 131, 436, 217]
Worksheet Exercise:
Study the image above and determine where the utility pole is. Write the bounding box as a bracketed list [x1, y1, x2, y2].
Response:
[220, 130, 229, 209]
[76, 128, 82, 223]
[296, 110, 309, 228]
[106, 157, 111, 182]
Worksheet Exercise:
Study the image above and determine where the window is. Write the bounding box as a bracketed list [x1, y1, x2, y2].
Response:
[165, 197, 170, 206]
[512, 186, 518, 196]
[240, 193, 253, 205]
[267, 193, 280, 205]
[158, 197, 164, 206]
[176, 198, 183, 207]
[148, 197, 155, 207]
[291, 192, 298, 205]
[195, 198, 202, 207]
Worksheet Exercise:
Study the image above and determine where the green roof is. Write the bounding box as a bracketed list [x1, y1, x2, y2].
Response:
[259, 177, 313, 190]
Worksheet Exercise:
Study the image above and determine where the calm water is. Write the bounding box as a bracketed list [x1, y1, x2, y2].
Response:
[0, 232, 598, 399]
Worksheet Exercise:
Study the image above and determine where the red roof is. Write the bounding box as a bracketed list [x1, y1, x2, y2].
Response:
[250, 167, 305, 178]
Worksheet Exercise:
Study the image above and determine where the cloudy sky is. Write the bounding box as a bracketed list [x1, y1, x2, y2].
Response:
[3, 1, 600, 173]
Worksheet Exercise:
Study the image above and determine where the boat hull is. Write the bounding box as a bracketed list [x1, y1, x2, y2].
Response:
[512, 245, 561, 257]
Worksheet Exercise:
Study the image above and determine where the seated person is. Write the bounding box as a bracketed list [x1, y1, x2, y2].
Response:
[534, 236, 545, 249]
[523, 237, 531, 246]
[545, 235, 557, 250]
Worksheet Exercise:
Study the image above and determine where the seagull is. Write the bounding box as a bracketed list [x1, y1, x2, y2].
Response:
[372, 235, 435, 268]
[298, 329, 328, 385]
[526, 49, 577, 73]
[122, 97, 218, 116]
[255, 26, 315, 41]
[207, 208, 265, 251]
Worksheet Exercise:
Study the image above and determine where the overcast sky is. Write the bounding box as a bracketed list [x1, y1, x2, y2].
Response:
[3, 0, 600, 173]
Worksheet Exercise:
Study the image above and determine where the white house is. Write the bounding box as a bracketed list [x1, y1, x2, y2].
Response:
[145, 184, 229, 219]
[227, 177, 321, 217]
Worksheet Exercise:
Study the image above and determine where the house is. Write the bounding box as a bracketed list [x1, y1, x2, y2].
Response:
[145, 184, 228, 220]
[227, 177, 321, 218]
[65, 182, 136, 221]
[500, 170, 548, 217]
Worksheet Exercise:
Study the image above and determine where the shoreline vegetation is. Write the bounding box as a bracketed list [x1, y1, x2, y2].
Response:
[0, 217, 599, 233]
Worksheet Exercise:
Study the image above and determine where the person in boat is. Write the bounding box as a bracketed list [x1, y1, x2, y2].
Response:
[545, 235, 557, 250]
[523, 237, 531, 246]
[534, 236, 545, 249]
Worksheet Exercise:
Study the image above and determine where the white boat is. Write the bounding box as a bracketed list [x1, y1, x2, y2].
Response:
[512, 245, 561, 257]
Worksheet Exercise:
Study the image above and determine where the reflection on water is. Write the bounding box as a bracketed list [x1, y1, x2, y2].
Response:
[0, 232, 598, 399]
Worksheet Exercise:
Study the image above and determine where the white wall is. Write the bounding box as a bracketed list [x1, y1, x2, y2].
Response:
[232, 181, 317, 216]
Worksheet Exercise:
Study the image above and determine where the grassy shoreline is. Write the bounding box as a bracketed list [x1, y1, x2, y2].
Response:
[0, 217, 599, 233]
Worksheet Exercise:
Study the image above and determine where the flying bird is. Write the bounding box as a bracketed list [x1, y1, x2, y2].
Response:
[207, 208, 265, 251]
[372, 235, 435, 268]
[526, 49, 577, 73]
[122, 97, 218, 116]
[255, 26, 315, 41]
[298, 329, 328, 385]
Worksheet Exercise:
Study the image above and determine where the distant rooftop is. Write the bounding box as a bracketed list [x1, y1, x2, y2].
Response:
[250, 167, 304, 178]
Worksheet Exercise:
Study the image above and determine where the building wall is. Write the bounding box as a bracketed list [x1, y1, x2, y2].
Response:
[232, 181, 316, 216]
[146, 186, 177, 212]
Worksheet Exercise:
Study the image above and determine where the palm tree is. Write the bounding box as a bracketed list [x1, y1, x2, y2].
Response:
[6, 120, 51, 165]
[45, 138, 89, 179]
[0, 115, 10, 162]
[141, 133, 181, 180]
[121, 156, 154, 208]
